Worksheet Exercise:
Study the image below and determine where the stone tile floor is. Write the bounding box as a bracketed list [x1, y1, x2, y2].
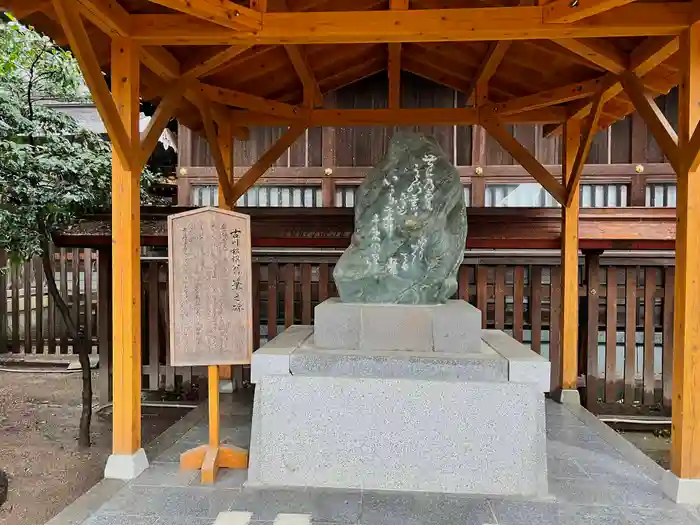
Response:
[81, 394, 700, 525]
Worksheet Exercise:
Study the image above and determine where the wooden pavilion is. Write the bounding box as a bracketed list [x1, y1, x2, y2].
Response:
[5, 0, 700, 502]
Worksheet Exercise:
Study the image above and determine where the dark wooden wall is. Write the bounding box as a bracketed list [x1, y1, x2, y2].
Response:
[177, 72, 678, 207]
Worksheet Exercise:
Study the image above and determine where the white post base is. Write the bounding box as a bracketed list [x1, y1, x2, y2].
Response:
[104, 448, 149, 480]
[662, 470, 700, 504]
[219, 379, 234, 394]
[551, 388, 581, 405]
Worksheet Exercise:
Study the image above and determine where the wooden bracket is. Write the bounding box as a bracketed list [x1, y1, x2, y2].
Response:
[565, 90, 605, 206]
[467, 41, 511, 106]
[52, 0, 135, 171]
[180, 366, 248, 484]
[620, 70, 681, 174]
[138, 82, 185, 171]
[482, 119, 567, 205]
[232, 123, 307, 202]
[196, 96, 236, 207]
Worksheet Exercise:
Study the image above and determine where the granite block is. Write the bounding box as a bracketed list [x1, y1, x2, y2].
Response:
[482, 329, 551, 392]
[312, 299, 482, 352]
[99, 485, 234, 518]
[248, 375, 547, 496]
[250, 326, 312, 383]
[289, 347, 507, 382]
[313, 299, 360, 350]
[359, 303, 435, 351]
[432, 300, 482, 353]
[490, 501, 627, 525]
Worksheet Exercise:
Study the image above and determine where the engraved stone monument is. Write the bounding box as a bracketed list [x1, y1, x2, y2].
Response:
[169, 208, 252, 367]
[248, 133, 550, 496]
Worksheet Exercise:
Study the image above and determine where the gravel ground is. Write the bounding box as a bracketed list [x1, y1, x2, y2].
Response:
[0, 369, 188, 525]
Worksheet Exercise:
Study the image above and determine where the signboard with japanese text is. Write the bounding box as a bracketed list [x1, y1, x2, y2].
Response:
[168, 208, 252, 366]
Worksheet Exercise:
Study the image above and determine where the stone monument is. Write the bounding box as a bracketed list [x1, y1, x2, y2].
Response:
[248, 132, 550, 496]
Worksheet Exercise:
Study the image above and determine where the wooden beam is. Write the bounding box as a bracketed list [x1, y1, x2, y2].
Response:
[620, 71, 681, 173]
[109, 35, 143, 457]
[76, 0, 131, 36]
[467, 41, 511, 105]
[196, 98, 235, 207]
[553, 38, 627, 74]
[482, 119, 567, 205]
[217, 120, 234, 210]
[670, 20, 700, 484]
[494, 76, 607, 116]
[226, 107, 566, 126]
[285, 46, 323, 107]
[545, 36, 679, 136]
[566, 90, 605, 206]
[130, 4, 691, 45]
[684, 120, 700, 172]
[145, 0, 262, 31]
[543, 0, 638, 23]
[138, 83, 185, 171]
[197, 84, 304, 120]
[52, 0, 134, 171]
[558, 117, 581, 397]
[232, 124, 307, 202]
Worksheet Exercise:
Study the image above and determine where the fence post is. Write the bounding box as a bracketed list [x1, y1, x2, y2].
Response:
[581, 249, 602, 410]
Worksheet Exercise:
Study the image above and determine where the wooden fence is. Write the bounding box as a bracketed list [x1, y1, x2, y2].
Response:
[1, 248, 675, 415]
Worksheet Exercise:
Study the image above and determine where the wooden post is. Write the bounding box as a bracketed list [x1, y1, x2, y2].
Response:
[664, 21, 700, 503]
[556, 118, 581, 404]
[105, 36, 148, 477]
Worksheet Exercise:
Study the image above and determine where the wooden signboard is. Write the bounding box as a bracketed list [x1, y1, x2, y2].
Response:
[168, 207, 252, 367]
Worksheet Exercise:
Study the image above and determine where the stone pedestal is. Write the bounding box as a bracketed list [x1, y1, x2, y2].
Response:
[248, 299, 549, 497]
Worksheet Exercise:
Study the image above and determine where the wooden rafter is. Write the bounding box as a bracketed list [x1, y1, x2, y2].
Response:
[51, 0, 134, 171]
[543, 0, 639, 24]
[183, 45, 252, 79]
[145, 0, 262, 31]
[76, 0, 130, 36]
[620, 70, 681, 173]
[198, 84, 304, 119]
[553, 39, 627, 74]
[232, 124, 307, 202]
[565, 90, 605, 206]
[129, 4, 691, 45]
[467, 41, 511, 105]
[494, 76, 607, 116]
[8, 0, 52, 19]
[138, 83, 185, 171]
[482, 119, 567, 205]
[285, 46, 323, 107]
[545, 35, 679, 136]
[226, 107, 566, 126]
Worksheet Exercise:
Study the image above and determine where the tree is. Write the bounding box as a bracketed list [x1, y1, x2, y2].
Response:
[0, 17, 161, 447]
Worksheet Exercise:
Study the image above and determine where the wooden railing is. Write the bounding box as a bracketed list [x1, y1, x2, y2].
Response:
[0, 246, 675, 416]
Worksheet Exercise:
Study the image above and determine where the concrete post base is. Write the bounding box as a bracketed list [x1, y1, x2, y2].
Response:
[104, 448, 149, 480]
[662, 470, 700, 504]
[219, 380, 234, 394]
[551, 388, 581, 405]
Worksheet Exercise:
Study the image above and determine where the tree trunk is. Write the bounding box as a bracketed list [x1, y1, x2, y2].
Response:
[41, 249, 92, 448]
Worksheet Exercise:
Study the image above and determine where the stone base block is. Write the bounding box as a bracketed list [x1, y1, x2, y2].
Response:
[248, 375, 547, 496]
[661, 470, 700, 504]
[313, 299, 482, 352]
[289, 344, 507, 382]
[104, 448, 149, 480]
[482, 329, 551, 392]
[250, 326, 313, 384]
[552, 388, 581, 405]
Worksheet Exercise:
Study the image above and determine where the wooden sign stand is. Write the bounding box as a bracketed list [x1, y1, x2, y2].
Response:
[168, 208, 253, 485]
[180, 366, 248, 484]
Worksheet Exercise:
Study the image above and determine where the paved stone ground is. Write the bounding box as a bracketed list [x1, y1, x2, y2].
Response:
[79, 393, 700, 525]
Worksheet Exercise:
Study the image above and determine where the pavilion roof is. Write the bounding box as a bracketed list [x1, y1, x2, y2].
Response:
[3, 0, 685, 136]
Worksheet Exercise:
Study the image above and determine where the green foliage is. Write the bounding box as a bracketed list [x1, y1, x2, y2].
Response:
[0, 18, 162, 265]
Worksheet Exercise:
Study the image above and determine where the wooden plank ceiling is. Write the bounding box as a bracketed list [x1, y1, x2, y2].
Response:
[3, 0, 684, 134]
